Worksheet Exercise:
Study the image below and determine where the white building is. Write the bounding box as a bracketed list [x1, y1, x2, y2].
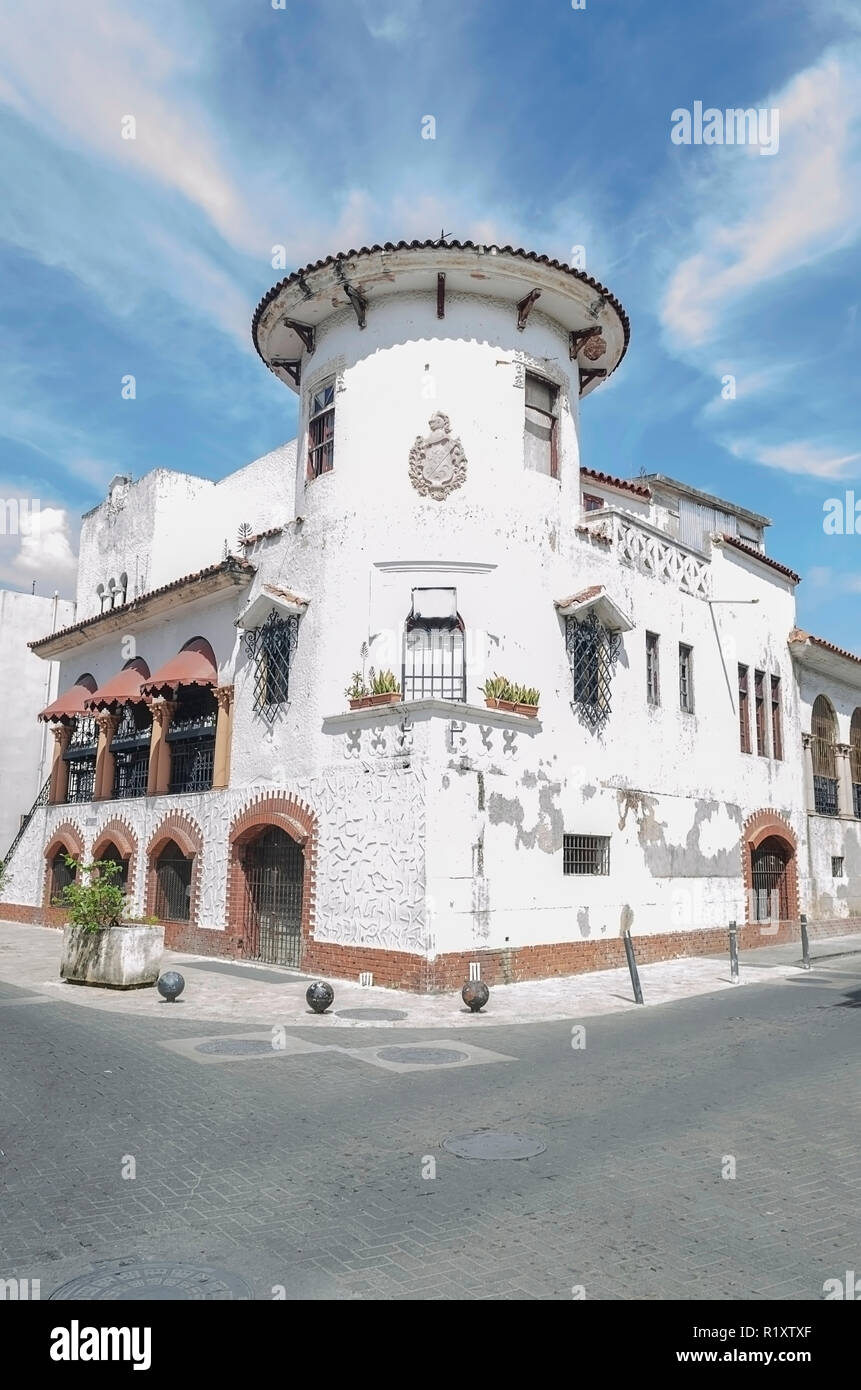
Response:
[0, 589, 74, 857]
[1, 240, 859, 987]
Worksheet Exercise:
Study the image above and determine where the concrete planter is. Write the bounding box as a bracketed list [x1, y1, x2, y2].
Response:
[60, 923, 165, 989]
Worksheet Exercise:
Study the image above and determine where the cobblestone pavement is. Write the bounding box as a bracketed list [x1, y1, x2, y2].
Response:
[1, 934, 860, 1300]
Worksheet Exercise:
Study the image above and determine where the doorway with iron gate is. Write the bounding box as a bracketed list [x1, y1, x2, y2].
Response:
[744, 810, 799, 930]
[241, 826, 304, 968]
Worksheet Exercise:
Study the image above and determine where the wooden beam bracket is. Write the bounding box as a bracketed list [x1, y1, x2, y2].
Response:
[270, 358, 302, 387]
[516, 288, 541, 331]
[568, 326, 603, 360]
[343, 283, 368, 329]
[283, 319, 316, 355]
[578, 367, 607, 394]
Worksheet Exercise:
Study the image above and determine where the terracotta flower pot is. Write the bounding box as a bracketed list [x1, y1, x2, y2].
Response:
[514, 703, 539, 718]
[349, 691, 402, 710]
[484, 697, 518, 713]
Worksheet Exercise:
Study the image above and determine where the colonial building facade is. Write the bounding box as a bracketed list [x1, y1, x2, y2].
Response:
[1, 240, 859, 988]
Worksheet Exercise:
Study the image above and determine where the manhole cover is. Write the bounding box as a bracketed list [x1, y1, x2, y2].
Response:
[195, 1039, 273, 1056]
[377, 1046, 468, 1065]
[442, 1132, 546, 1160]
[336, 1008, 408, 1021]
[49, 1262, 251, 1300]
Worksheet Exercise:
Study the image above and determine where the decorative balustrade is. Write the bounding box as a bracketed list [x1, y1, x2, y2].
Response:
[581, 509, 711, 599]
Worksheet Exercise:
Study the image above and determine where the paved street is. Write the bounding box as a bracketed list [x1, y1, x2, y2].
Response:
[1, 929, 860, 1301]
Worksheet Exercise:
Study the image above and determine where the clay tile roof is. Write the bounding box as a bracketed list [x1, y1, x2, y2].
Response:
[263, 584, 308, 606]
[38, 674, 98, 722]
[580, 467, 652, 500]
[85, 658, 151, 711]
[29, 557, 254, 652]
[252, 238, 630, 364]
[554, 585, 604, 609]
[719, 534, 801, 585]
[241, 526, 283, 546]
[789, 628, 861, 665]
[140, 638, 218, 697]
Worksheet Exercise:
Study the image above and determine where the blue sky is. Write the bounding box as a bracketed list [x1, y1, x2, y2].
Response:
[0, 0, 859, 645]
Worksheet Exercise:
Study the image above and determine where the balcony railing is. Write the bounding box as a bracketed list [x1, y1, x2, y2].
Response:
[580, 508, 711, 599]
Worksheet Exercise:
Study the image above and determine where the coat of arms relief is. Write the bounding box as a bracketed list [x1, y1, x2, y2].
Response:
[408, 412, 467, 500]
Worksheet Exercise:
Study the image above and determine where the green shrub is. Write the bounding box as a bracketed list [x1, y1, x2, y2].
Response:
[59, 857, 126, 933]
[369, 668, 400, 695]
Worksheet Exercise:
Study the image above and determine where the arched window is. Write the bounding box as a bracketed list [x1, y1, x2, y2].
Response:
[49, 851, 76, 903]
[98, 841, 129, 894]
[403, 590, 465, 702]
[153, 840, 193, 921]
[811, 695, 839, 816]
[850, 708, 861, 819]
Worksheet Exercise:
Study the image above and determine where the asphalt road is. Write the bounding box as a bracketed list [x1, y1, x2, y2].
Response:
[1, 957, 860, 1300]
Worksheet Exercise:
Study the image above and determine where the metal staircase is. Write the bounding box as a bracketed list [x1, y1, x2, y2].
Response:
[2, 776, 50, 869]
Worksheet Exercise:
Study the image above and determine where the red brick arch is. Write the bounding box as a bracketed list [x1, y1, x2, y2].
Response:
[92, 817, 138, 901]
[43, 822, 85, 907]
[145, 812, 203, 924]
[741, 808, 800, 927]
[225, 795, 317, 959]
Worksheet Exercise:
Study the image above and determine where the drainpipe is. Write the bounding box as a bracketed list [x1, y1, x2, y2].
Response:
[36, 591, 60, 797]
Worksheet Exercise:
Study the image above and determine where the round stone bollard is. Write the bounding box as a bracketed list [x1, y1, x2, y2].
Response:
[306, 980, 334, 1014]
[462, 979, 489, 1013]
[157, 971, 185, 1003]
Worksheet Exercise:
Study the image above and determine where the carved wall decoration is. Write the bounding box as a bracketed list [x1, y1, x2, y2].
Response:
[581, 334, 607, 362]
[408, 413, 467, 500]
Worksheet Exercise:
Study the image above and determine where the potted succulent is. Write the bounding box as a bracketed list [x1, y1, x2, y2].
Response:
[480, 675, 540, 717]
[346, 667, 402, 710]
[58, 856, 165, 989]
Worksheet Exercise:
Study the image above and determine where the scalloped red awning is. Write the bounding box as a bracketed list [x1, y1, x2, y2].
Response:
[38, 676, 97, 722]
[139, 640, 217, 697]
[85, 658, 152, 711]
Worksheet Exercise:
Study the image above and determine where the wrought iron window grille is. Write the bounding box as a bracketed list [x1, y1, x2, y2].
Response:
[566, 612, 621, 731]
[244, 611, 299, 720]
[403, 616, 466, 703]
[563, 834, 610, 875]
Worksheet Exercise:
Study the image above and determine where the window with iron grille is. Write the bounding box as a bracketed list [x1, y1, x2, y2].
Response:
[153, 842, 192, 921]
[524, 372, 559, 477]
[563, 834, 610, 875]
[98, 842, 129, 894]
[244, 611, 299, 720]
[307, 379, 335, 478]
[771, 675, 783, 760]
[167, 687, 216, 794]
[49, 851, 76, 902]
[850, 708, 861, 817]
[738, 665, 751, 753]
[832, 856, 845, 878]
[111, 701, 151, 799]
[646, 632, 660, 706]
[678, 643, 694, 713]
[64, 715, 98, 803]
[403, 616, 465, 702]
[811, 694, 838, 816]
[567, 613, 621, 731]
[754, 669, 768, 756]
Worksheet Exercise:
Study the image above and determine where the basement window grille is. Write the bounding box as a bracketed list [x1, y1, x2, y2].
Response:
[563, 834, 610, 876]
[566, 612, 621, 731]
[244, 611, 299, 720]
[832, 856, 845, 878]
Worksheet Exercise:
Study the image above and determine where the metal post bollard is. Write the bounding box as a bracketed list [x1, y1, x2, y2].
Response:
[622, 928, 644, 1005]
[728, 920, 739, 982]
[800, 912, 811, 970]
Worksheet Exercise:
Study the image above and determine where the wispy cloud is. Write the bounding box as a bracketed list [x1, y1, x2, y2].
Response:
[727, 439, 861, 479]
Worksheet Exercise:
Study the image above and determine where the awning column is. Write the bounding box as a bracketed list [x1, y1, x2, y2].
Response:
[213, 685, 234, 789]
[49, 725, 72, 805]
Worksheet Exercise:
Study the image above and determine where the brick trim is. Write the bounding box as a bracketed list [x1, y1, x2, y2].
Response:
[91, 817, 138, 903]
[43, 821, 85, 908]
[741, 808, 800, 925]
[145, 812, 203, 927]
[225, 794, 317, 962]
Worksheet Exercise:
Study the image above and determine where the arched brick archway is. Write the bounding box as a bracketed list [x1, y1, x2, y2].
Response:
[145, 812, 203, 925]
[742, 809, 800, 927]
[92, 818, 138, 901]
[226, 795, 317, 963]
[43, 822, 85, 907]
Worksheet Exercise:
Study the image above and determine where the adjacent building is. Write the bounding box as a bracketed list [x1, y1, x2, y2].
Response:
[1, 240, 858, 988]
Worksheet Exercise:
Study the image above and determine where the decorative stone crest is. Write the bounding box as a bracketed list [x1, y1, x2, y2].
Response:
[581, 334, 607, 361]
[409, 412, 467, 500]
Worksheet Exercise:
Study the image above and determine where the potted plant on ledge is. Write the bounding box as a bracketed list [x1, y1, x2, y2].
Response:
[480, 675, 540, 718]
[346, 667, 402, 711]
[58, 857, 165, 989]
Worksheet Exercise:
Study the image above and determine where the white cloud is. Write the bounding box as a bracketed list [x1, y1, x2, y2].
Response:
[727, 439, 861, 479]
[0, 504, 78, 593]
[661, 48, 861, 348]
